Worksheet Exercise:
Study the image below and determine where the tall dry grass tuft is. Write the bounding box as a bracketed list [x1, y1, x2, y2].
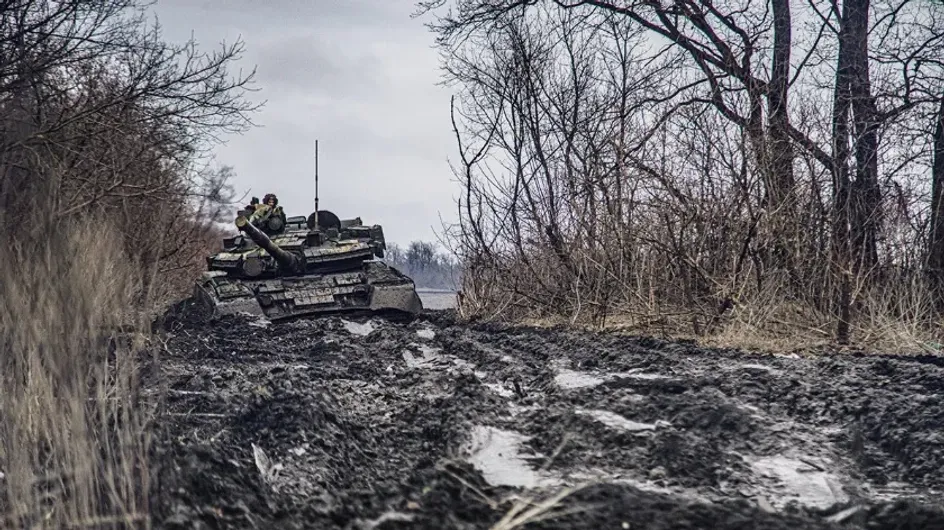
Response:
[850, 268, 944, 354]
[0, 211, 153, 529]
[460, 247, 944, 355]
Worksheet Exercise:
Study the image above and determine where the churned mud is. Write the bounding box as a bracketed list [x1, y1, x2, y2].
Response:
[148, 300, 944, 529]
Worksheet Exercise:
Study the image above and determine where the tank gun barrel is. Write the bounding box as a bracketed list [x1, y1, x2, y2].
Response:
[236, 215, 302, 272]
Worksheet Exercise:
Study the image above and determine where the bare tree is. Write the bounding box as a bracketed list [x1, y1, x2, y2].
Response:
[928, 95, 944, 297]
[0, 0, 262, 306]
[418, 0, 944, 342]
[0, 2, 264, 526]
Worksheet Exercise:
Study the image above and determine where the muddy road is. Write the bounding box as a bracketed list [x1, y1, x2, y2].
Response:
[148, 301, 944, 529]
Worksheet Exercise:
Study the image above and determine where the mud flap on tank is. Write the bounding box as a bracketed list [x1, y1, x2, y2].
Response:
[213, 296, 267, 318]
[194, 272, 266, 318]
[369, 283, 424, 314]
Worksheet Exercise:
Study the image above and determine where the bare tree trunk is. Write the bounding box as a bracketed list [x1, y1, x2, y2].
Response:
[830, 0, 881, 344]
[832, 1, 856, 345]
[765, 0, 798, 280]
[846, 0, 881, 272]
[768, 0, 795, 212]
[928, 96, 944, 302]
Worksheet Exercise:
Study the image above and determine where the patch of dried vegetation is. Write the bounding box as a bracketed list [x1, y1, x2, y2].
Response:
[0, 1, 259, 526]
[488, 269, 944, 356]
[0, 213, 154, 529]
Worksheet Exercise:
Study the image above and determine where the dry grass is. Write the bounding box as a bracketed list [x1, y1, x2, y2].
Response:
[0, 213, 154, 529]
[846, 270, 944, 355]
[489, 485, 594, 530]
[698, 272, 944, 355]
[507, 275, 944, 357]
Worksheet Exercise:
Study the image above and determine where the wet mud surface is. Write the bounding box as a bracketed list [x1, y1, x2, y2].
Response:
[148, 301, 944, 529]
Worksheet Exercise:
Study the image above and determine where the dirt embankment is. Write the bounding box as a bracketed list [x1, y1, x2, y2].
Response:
[147, 301, 944, 529]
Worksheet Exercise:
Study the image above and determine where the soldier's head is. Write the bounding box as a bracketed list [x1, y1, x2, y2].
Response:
[263, 194, 278, 207]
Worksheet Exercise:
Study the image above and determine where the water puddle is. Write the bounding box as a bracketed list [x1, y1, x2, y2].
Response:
[617, 369, 673, 380]
[452, 358, 477, 371]
[402, 345, 482, 376]
[461, 425, 560, 488]
[342, 319, 375, 336]
[247, 315, 272, 328]
[554, 369, 607, 389]
[554, 366, 674, 390]
[740, 363, 774, 371]
[418, 344, 440, 355]
[575, 408, 670, 434]
[402, 345, 443, 369]
[745, 454, 849, 509]
[484, 383, 515, 398]
[736, 363, 783, 376]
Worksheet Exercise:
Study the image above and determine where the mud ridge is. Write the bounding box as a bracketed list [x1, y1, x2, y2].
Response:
[148, 301, 944, 529]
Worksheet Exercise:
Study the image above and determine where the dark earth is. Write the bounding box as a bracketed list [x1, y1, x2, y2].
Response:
[146, 299, 944, 529]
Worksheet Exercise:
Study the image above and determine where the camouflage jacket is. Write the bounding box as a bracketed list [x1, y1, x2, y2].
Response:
[250, 204, 282, 222]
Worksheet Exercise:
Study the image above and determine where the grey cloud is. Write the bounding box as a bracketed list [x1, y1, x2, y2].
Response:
[155, 0, 404, 27]
[253, 34, 390, 97]
[150, 0, 459, 246]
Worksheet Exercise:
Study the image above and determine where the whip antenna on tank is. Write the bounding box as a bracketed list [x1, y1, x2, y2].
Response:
[314, 139, 319, 230]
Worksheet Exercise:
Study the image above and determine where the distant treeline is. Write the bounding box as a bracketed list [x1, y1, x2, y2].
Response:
[384, 241, 460, 291]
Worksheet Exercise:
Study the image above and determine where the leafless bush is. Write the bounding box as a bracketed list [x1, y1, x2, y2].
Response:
[0, 0, 259, 308]
[419, 0, 944, 350]
[0, 1, 261, 526]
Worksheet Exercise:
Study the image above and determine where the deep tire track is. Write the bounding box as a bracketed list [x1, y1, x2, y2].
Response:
[148, 301, 944, 529]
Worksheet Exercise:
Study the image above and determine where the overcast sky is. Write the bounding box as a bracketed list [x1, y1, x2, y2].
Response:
[148, 0, 458, 247]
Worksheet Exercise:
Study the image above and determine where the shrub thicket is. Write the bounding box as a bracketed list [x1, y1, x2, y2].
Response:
[419, 0, 944, 351]
[0, 1, 259, 526]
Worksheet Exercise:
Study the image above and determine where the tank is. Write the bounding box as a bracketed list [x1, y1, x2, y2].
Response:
[194, 207, 424, 321]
